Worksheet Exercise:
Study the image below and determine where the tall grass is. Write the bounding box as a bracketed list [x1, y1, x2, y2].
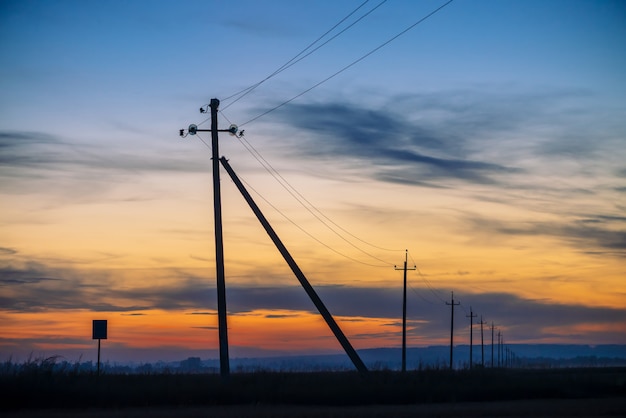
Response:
[1, 357, 624, 411]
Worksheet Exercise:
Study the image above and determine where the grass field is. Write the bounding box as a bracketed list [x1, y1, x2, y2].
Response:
[2, 361, 624, 416]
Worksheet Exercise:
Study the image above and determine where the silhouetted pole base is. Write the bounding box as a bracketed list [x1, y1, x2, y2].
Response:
[97, 339, 101, 376]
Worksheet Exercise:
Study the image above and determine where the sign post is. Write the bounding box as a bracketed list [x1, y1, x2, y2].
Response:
[92, 320, 107, 375]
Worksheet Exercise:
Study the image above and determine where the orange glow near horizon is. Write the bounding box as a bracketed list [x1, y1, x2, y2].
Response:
[0, 307, 405, 363]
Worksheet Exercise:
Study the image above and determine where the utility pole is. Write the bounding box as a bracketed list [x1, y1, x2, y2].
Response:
[491, 322, 495, 368]
[395, 249, 416, 372]
[466, 307, 477, 369]
[479, 316, 486, 368]
[498, 331, 503, 368]
[209, 99, 229, 381]
[180, 98, 239, 382]
[446, 292, 460, 370]
[504, 345, 510, 368]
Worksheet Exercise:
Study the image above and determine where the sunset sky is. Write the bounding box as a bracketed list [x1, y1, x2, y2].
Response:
[1, 0, 625, 365]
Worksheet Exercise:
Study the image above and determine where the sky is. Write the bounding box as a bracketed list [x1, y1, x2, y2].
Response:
[1, 0, 625, 365]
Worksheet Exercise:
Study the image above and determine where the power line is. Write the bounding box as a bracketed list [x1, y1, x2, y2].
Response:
[408, 250, 447, 304]
[195, 133, 390, 267]
[219, 110, 402, 255]
[240, 0, 455, 127]
[407, 281, 439, 305]
[458, 300, 470, 316]
[222, 0, 385, 110]
[237, 131, 401, 252]
[235, 132, 396, 265]
[236, 168, 391, 268]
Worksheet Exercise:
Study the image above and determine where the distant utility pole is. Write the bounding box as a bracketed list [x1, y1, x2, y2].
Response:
[479, 316, 486, 368]
[395, 249, 416, 372]
[497, 331, 502, 368]
[504, 345, 510, 367]
[491, 322, 495, 368]
[446, 292, 460, 370]
[466, 307, 477, 369]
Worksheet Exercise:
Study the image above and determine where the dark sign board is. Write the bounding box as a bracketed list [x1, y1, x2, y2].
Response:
[92, 320, 107, 340]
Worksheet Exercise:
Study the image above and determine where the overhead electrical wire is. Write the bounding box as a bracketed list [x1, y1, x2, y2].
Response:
[219, 109, 403, 258]
[239, 0, 455, 127]
[217, 117, 404, 262]
[221, 0, 371, 102]
[407, 281, 439, 305]
[235, 134, 397, 266]
[222, 112, 402, 253]
[238, 175, 390, 268]
[196, 1, 385, 127]
[221, 0, 385, 110]
[195, 132, 391, 268]
[405, 253, 447, 305]
[188, 0, 456, 268]
[408, 250, 448, 304]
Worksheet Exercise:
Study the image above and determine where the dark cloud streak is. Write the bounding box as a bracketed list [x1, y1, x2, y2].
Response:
[2, 261, 623, 343]
[0, 130, 210, 195]
[273, 101, 518, 186]
[266, 88, 618, 189]
[467, 213, 626, 253]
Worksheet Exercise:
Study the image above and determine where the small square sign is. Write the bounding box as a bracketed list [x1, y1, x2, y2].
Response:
[92, 320, 107, 340]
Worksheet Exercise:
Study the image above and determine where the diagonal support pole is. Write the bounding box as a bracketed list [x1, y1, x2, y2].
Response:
[219, 156, 368, 374]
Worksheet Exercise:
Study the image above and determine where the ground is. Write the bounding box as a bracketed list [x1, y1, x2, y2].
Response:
[5, 397, 626, 418]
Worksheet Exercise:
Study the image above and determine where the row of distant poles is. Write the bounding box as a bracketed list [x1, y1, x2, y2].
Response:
[181, 99, 368, 381]
[446, 293, 510, 370]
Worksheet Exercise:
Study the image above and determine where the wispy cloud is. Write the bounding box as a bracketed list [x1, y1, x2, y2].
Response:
[0, 130, 209, 197]
[465, 213, 626, 254]
[0, 247, 18, 256]
[272, 101, 518, 186]
[268, 87, 622, 190]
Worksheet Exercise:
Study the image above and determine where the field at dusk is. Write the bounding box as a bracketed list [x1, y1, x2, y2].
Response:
[2, 361, 625, 416]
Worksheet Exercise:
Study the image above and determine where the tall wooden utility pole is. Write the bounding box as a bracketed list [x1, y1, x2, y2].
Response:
[180, 98, 239, 382]
[497, 330, 502, 367]
[446, 292, 460, 370]
[504, 346, 510, 368]
[479, 316, 486, 368]
[491, 322, 495, 368]
[395, 249, 416, 372]
[466, 307, 476, 369]
[210, 99, 229, 381]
